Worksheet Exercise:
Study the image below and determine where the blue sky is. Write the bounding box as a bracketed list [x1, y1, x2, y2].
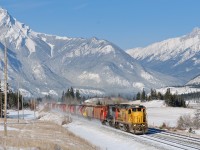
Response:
[1, 0, 200, 49]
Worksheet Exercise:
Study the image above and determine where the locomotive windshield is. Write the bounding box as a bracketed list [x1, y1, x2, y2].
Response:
[132, 108, 142, 112]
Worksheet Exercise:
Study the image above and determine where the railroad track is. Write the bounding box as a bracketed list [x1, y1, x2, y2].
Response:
[141, 131, 200, 150]
[145, 128, 200, 149]
[71, 115, 200, 150]
[53, 110, 200, 150]
[148, 128, 200, 143]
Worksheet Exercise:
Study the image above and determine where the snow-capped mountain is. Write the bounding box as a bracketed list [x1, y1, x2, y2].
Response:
[0, 7, 180, 97]
[186, 74, 200, 86]
[126, 28, 200, 83]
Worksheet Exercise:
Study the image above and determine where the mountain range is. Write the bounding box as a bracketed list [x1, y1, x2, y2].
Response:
[126, 28, 200, 84]
[0, 7, 182, 97]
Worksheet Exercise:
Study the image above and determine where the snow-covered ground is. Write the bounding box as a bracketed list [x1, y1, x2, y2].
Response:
[0, 109, 37, 132]
[64, 100, 200, 150]
[122, 100, 196, 127]
[8, 109, 37, 120]
[2, 101, 200, 150]
[142, 100, 195, 127]
[65, 118, 158, 150]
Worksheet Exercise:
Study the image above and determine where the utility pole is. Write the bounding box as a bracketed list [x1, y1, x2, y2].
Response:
[0, 80, 2, 118]
[17, 80, 19, 123]
[22, 95, 24, 119]
[4, 42, 7, 136]
[34, 98, 36, 119]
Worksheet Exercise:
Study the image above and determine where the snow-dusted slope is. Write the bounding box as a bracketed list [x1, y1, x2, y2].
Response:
[0, 7, 181, 97]
[126, 28, 200, 82]
[186, 74, 200, 86]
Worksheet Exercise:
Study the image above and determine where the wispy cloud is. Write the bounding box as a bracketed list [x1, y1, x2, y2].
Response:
[73, 3, 88, 10]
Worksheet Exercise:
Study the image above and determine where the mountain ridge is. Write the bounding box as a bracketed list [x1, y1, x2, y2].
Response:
[126, 27, 200, 82]
[0, 7, 181, 97]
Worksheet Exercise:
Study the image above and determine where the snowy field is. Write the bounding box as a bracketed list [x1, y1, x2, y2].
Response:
[0, 109, 37, 132]
[142, 100, 195, 127]
[65, 118, 158, 150]
[64, 100, 200, 150]
[1, 100, 199, 150]
[8, 109, 37, 120]
[0, 109, 96, 150]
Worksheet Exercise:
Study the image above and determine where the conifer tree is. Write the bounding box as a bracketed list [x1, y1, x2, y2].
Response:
[70, 87, 75, 99]
[61, 91, 65, 102]
[75, 90, 81, 100]
[150, 89, 157, 100]
[136, 92, 141, 100]
[141, 89, 146, 101]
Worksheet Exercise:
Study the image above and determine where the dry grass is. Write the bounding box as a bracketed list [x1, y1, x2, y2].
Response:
[0, 118, 97, 150]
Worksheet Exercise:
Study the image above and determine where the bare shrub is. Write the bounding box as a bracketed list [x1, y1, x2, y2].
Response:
[183, 114, 192, 127]
[159, 122, 170, 130]
[177, 114, 193, 129]
[177, 116, 185, 129]
[193, 109, 200, 129]
[160, 122, 167, 129]
[61, 117, 69, 125]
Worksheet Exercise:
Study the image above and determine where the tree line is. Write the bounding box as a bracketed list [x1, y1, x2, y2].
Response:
[181, 91, 200, 101]
[0, 82, 30, 117]
[60, 87, 83, 104]
[135, 88, 186, 107]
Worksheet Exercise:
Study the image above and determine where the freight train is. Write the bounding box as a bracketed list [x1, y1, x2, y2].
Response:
[47, 103, 148, 134]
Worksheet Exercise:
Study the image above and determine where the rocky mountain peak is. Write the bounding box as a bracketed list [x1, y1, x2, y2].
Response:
[183, 27, 200, 40]
[0, 8, 180, 97]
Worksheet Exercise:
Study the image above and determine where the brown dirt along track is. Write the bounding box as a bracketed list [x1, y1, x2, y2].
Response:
[0, 118, 98, 150]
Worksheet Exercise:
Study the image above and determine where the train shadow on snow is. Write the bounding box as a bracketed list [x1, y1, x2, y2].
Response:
[146, 127, 165, 135]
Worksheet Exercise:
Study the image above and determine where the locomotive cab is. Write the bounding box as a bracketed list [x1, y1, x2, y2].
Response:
[115, 104, 148, 134]
[129, 105, 148, 134]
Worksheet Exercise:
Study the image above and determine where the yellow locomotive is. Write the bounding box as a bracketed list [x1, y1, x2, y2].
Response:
[106, 104, 148, 134]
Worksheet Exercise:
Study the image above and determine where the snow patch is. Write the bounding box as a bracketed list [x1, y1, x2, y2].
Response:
[187, 76, 200, 85]
[19, 88, 32, 97]
[101, 45, 115, 54]
[141, 70, 154, 80]
[84, 98, 104, 103]
[39, 111, 66, 125]
[41, 90, 58, 96]
[78, 71, 101, 83]
[106, 76, 131, 87]
[78, 88, 105, 96]
[32, 64, 46, 80]
[132, 82, 145, 90]
[55, 36, 70, 40]
[26, 38, 36, 55]
[156, 86, 200, 95]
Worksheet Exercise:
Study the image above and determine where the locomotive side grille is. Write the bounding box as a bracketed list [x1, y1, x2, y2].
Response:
[132, 112, 144, 123]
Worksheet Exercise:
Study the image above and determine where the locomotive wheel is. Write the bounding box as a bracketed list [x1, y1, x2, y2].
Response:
[109, 121, 113, 127]
[124, 125, 130, 132]
[115, 123, 119, 129]
[142, 128, 145, 134]
[101, 120, 106, 125]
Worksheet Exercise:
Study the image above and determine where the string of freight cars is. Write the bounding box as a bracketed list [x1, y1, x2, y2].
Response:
[46, 103, 148, 134]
